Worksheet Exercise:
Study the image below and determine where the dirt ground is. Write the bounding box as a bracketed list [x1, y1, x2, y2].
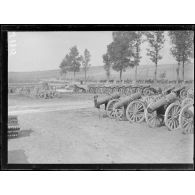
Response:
[8, 94, 194, 164]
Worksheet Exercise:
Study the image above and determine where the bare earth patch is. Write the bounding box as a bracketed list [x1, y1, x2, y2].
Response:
[8, 94, 193, 164]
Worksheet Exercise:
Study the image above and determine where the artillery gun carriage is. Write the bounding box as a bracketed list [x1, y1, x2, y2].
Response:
[145, 86, 187, 130]
[94, 93, 120, 110]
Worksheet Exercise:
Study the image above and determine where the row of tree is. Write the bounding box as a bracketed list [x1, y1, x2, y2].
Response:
[59, 31, 194, 83]
[59, 46, 91, 82]
[103, 31, 194, 82]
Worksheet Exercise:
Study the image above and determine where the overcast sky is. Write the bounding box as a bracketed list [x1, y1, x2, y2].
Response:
[8, 31, 176, 72]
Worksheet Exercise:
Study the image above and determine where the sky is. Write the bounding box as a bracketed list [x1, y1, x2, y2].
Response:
[8, 31, 177, 72]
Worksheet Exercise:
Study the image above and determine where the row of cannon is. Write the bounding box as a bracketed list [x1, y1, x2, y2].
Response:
[75, 83, 193, 99]
[94, 86, 194, 134]
[9, 86, 58, 99]
[74, 84, 160, 96]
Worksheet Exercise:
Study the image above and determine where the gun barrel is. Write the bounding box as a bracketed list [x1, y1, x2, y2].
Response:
[147, 93, 177, 113]
[114, 92, 142, 109]
[163, 86, 175, 94]
[96, 93, 120, 106]
[172, 86, 185, 93]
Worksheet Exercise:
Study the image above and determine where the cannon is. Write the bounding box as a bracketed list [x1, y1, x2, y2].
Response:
[106, 92, 142, 120]
[124, 85, 176, 124]
[142, 85, 160, 96]
[145, 92, 180, 128]
[164, 97, 194, 131]
[144, 85, 186, 129]
[74, 84, 88, 93]
[162, 86, 175, 95]
[8, 115, 20, 138]
[94, 93, 120, 110]
[161, 86, 191, 130]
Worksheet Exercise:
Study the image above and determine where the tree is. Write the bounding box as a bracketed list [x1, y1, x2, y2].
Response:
[145, 31, 165, 83]
[59, 54, 70, 79]
[82, 49, 91, 83]
[103, 53, 111, 81]
[68, 46, 82, 79]
[169, 31, 194, 82]
[107, 31, 135, 81]
[159, 71, 166, 80]
[131, 31, 143, 82]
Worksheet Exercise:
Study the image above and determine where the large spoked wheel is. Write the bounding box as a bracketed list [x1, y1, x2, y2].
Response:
[126, 100, 146, 123]
[187, 88, 194, 99]
[180, 88, 188, 99]
[118, 87, 123, 95]
[179, 104, 194, 134]
[106, 99, 119, 119]
[181, 98, 194, 107]
[145, 104, 164, 128]
[143, 88, 151, 96]
[113, 87, 118, 93]
[164, 103, 181, 131]
[124, 87, 129, 95]
[114, 106, 125, 121]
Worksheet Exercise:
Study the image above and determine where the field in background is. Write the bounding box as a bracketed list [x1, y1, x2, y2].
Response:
[8, 63, 194, 83]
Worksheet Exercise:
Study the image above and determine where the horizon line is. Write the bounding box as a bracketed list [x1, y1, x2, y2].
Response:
[8, 62, 194, 73]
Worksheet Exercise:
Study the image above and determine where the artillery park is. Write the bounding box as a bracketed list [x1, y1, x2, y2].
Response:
[7, 31, 194, 165]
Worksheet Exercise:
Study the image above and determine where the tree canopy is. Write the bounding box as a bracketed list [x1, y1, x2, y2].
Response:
[145, 31, 165, 82]
[59, 46, 82, 79]
[169, 31, 194, 81]
[107, 31, 136, 80]
[169, 31, 194, 64]
[68, 46, 82, 74]
[82, 49, 91, 82]
[103, 53, 111, 80]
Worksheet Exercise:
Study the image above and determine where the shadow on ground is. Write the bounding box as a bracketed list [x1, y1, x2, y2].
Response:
[8, 149, 29, 164]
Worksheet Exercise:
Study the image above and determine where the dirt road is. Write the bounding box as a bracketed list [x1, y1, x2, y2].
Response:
[8, 95, 194, 164]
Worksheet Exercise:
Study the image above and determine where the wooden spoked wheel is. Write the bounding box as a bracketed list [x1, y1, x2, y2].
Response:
[114, 106, 125, 121]
[187, 88, 194, 99]
[181, 98, 194, 107]
[107, 87, 112, 95]
[179, 104, 194, 134]
[124, 87, 129, 95]
[141, 96, 154, 106]
[113, 87, 118, 93]
[118, 87, 123, 94]
[106, 99, 119, 119]
[143, 88, 151, 96]
[127, 88, 132, 96]
[180, 88, 188, 99]
[145, 104, 164, 128]
[164, 103, 181, 131]
[126, 100, 146, 123]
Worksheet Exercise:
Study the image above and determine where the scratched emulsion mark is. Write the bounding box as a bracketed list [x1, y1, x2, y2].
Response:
[8, 32, 17, 56]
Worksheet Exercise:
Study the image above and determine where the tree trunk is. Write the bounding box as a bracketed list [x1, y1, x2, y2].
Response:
[135, 65, 137, 82]
[63, 72, 66, 80]
[176, 62, 180, 84]
[120, 70, 122, 81]
[182, 60, 185, 81]
[106, 71, 110, 82]
[74, 71, 76, 80]
[84, 69, 87, 83]
[154, 62, 157, 83]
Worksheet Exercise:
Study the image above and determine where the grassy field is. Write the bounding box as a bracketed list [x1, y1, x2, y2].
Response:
[8, 63, 194, 83]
